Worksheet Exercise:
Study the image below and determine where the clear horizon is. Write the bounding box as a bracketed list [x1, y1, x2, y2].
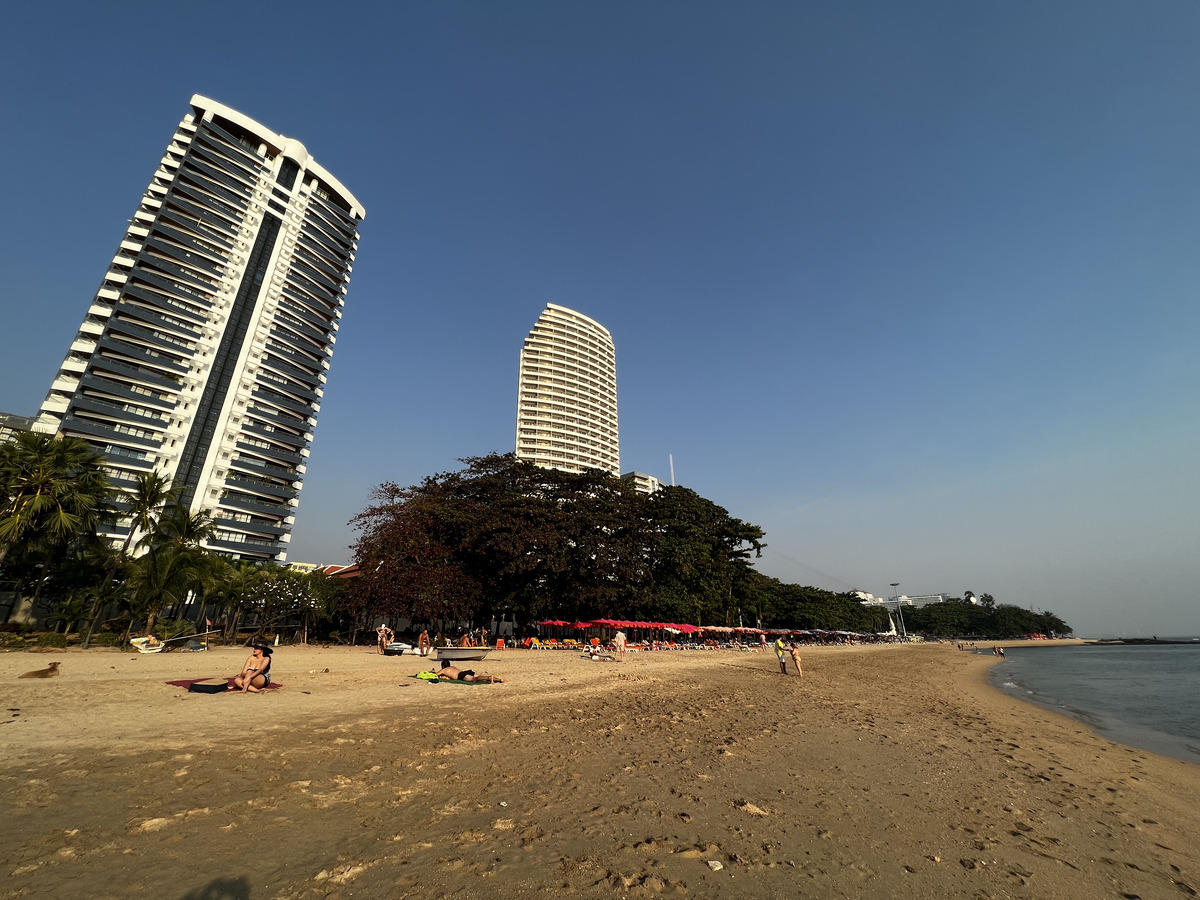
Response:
[2, 1, 1197, 637]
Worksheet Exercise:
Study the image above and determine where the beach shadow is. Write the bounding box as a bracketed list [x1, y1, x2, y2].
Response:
[179, 876, 251, 900]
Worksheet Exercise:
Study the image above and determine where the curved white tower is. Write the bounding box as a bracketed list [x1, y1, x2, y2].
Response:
[35, 95, 365, 562]
[515, 304, 619, 476]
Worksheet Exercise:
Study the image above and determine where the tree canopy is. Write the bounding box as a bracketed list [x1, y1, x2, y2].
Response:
[1, 439, 1073, 644]
[349, 454, 770, 628]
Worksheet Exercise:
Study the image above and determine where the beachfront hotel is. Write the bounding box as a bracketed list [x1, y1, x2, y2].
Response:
[34, 95, 364, 562]
[515, 304, 620, 476]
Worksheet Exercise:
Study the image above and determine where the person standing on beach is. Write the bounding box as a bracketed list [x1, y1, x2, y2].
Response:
[614, 631, 627, 655]
[376, 623, 394, 655]
[788, 643, 803, 678]
[774, 636, 788, 674]
[418, 629, 431, 657]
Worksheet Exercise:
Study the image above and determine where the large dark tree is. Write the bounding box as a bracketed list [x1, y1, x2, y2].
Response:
[350, 484, 482, 630]
[644, 486, 764, 625]
[350, 455, 655, 627]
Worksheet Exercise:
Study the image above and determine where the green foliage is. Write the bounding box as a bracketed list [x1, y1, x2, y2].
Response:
[739, 570, 891, 633]
[46, 593, 91, 634]
[35, 632, 68, 648]
[115, 471, 178, 564]
[349, 454, 769, 628]
[125, 543, 211, 635]
[0, 432, 114, 570]
[904, 597, 1071, 639]
[645, 486, 764, 625]
[89, 632, 122, 647]
[0, 433, 116, 617]
[0, 632, 25, 649]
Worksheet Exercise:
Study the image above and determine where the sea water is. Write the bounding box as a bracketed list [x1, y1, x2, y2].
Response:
[988, 642, 1200, 765]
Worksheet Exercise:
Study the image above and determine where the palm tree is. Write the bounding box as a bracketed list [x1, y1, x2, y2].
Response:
[125, 543, 212, 641]
[128, 502, 217, 637]
[0, 432, 114, 623]
[0, 432, 113, 568]
[46, 592, 91, 634]
[208, 558, 266, 643]
[139, 502, 216, 553]
[118, 471, 178, 556]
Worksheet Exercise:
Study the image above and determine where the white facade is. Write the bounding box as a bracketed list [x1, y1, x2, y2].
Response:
[621, 471, 663, 495]
[515, 304, 619, 476]
[859, 593, 952, 609]
[35, 95, 364, 562]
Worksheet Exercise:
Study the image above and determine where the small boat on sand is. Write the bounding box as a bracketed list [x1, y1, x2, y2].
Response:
[434, 647, 493, 662]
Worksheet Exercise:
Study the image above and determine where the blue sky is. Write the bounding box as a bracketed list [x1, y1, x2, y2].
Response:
[2, 1, 1197, 637]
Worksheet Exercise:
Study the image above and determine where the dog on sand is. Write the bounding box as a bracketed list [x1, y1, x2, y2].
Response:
[19, 661, 61, 679]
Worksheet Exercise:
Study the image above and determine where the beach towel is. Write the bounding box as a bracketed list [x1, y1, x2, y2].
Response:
[408, 673, 495, 685]
[166, 678, 283, 692]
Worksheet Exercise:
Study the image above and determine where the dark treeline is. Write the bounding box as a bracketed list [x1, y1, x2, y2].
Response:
[902, 597, 1070, 640]
[3, 435, 1071, 645]
[346, 454, 894, 636]
[0, 432, 345, 645]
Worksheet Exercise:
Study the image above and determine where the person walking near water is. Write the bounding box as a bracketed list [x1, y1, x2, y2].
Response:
[774, 636, 788, 674]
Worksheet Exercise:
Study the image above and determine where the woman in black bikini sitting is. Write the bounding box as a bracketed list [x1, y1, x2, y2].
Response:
[234, 642, 273, 693]
[437, 662, 503, 683]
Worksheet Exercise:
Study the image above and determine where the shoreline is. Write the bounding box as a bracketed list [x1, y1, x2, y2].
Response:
[986, 640, 1200, 768]
[3, 643, 1198, 898]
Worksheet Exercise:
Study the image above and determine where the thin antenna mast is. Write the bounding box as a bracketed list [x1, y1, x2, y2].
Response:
[669, 454, 675, 486]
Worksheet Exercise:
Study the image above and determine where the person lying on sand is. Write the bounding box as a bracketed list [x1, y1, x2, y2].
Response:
[233, 642, 273, 693]
[437, 662, 503, 683]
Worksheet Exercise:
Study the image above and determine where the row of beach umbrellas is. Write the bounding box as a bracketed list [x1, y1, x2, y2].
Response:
[534, 620, 877, 640]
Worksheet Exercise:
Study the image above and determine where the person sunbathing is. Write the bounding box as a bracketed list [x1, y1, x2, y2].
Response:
[233, 642, 273, 692]
[437, 663, 503, 683]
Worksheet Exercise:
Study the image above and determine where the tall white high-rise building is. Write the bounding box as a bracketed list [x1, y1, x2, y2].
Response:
[515, 304, 619, 475]
[35, 95, 364, 562]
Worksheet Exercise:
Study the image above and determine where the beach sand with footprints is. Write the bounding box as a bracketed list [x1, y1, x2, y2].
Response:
[2, 641, 1198, 899]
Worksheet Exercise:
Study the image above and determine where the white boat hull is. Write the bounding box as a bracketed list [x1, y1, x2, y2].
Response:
[434, 647, 493, 662]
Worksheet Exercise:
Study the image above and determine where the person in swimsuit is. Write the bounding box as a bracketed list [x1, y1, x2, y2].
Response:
[418, 629, 431, 657]
[436, 662, 503, 683]
[377, 623, 394, 655]
[788, 643, 803, 678]
[234, 642, 273, 692]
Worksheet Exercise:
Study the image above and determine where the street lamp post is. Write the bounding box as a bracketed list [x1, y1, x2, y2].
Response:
[890, 582, 906, 641]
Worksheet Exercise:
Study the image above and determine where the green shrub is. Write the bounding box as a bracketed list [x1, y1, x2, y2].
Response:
[0, 632, 25, 650]
[35, 633, 69, 649]
[90, 632, 122, 648]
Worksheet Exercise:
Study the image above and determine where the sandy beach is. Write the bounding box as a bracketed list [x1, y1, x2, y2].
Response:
[2, 641, 1197, 899]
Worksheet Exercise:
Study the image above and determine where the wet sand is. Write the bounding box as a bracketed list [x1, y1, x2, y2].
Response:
[2, 641, 1198, 899]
